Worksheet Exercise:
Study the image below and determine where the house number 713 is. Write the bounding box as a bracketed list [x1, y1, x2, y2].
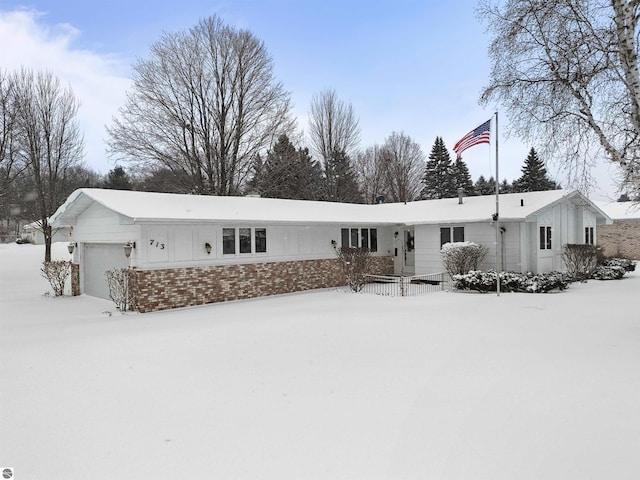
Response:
[149, 239, 165, 249]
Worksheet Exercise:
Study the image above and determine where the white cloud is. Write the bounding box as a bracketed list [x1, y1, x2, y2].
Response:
[0, 9, 132, 173]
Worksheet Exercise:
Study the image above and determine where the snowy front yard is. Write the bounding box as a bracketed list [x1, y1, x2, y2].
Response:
[1, 243, 639, 480]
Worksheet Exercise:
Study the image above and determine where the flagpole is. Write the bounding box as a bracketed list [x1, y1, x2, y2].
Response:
[495, 111, 501, 296]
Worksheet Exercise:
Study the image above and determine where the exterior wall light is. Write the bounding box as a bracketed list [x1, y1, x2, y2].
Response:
[205, 242, 212, 254]
[331, 240, 337, 248]
[124, 241, 136, 258]
[67, 242, 76, 254]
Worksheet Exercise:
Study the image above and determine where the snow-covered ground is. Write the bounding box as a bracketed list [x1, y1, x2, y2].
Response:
[1, 242, 639, 480]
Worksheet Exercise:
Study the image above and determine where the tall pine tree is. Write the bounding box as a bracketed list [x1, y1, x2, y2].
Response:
[323, 149, 363, 203]
[422, 137, 456, 199]
[248, 135, 324, 200]
[512, 148, 558, 192]
[451, 158, 474, 196]
[474, 175, 497, 196]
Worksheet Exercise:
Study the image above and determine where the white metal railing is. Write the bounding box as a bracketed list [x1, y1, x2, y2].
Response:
[361, 272, 450, 297]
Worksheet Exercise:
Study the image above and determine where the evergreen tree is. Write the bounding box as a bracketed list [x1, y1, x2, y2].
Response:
[451, 157, 474, 196]
[294, 146, 324, 200]
[322, 149, 363, 203]
[499, 178, 512, 194]
[422, 137, 456, 199]
[474, 175, 497, 196]
[512, 148, 558, 192]
[103, 166, 133, 190]
[249, 135, 324, 200]
[259, 134, 299, 199]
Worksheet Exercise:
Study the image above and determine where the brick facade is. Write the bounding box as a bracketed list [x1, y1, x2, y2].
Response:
[133, 256, 394, 313]
[597, 220, 640, 260]
[71, 263, 80, 296]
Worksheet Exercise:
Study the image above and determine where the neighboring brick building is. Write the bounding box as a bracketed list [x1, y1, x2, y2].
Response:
[597, 202, 640, 260]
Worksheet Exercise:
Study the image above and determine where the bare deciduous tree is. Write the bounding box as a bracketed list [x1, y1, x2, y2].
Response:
[108, 16, 294, 196]
[14, 69, 84, 261]
[354, 145, 388, 204]
[308, 88, 360, 165]
[381, 132, 425, 203]
[479, 0, 640, 197]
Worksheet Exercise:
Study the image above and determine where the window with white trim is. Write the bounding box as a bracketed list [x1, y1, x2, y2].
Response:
[539, 226, 552, 250]
[440, 226, 464, 247]
[585, 226, 594, 245]
[340, 227, 378, 252]
[223, 227, 268, 255]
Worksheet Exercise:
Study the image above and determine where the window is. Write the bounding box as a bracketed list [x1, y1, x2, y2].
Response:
[350, 228, 359, 248]
[341, 228, 350, 248]
[340, 227, 378, 252]
[255, 228, 267, 253]
[585, 227, 594, 245]
[223, 227, 267, 255]
[540, 226, 552, 250]
[440, 226, 465, 247]
[361, 228, 369, 249]
[239, 228, 252, 254]
[223, 228, 236, 255]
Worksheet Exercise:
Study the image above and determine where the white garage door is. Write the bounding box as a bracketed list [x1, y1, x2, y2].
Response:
[84, 243, 130, 299]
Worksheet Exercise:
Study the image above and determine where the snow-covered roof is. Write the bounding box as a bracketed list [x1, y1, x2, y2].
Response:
[596, 201, 640, 220]
[50, 188, 609, 227]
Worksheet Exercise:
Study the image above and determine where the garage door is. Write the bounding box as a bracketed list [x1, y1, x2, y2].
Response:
[84, 243, 130, 299]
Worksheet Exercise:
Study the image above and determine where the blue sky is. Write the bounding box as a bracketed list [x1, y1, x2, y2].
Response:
[0, 0, 623, 200]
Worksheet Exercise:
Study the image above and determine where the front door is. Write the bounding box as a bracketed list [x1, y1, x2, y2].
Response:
[404, 229, 415, 275]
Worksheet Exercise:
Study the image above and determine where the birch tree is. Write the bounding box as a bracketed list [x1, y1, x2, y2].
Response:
[108, 16, 294, 196]
[479, 0, 640, 197]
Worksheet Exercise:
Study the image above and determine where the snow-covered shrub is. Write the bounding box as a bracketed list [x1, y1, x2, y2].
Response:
[591, 264, 627, 280]
[106, 268, 137, 312]
[522, 272, 570, 293]
[41, 260, 71, 297]
[452, 270, 569, 293]
[440, 241, 488, 278]
[335, 247, 372, 292]
[562, 244, 598, 281]
[599, 257, 636, 272]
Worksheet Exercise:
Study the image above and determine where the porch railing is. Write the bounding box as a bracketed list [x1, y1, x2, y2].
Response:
[362, 272, 450, 297]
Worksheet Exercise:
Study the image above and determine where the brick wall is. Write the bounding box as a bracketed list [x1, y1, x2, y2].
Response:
[134, 256, 394, 313]
[597, 220, 640, 260]
[71, 263, 80, 296]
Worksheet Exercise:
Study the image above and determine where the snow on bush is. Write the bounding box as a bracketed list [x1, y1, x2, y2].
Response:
[440, 241, 488, 278]
[335, 247, 372, 293]
[41, 260, 71, 297]
[453, 270, 570, 293]
[599, 257, 636, 272]
[562, 244, 598, 281]
[106, 268, 137, 311]
[590, 257, 636, 280]
[592, 265, 627, 280]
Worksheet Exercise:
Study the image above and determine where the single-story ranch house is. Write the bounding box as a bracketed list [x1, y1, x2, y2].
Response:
[51, 188, 611, 312]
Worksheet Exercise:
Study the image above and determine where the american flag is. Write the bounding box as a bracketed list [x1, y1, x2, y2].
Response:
[453, 119, 491, 158]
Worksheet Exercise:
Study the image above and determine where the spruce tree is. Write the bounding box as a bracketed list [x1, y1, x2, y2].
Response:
[295, 146, 324, 200]
[512, 148, 558, 192]
[251, 135, 324, 200]
[451, 157, 474, 196]
[474, 175, 497, 196]
[260, 134, 299, 199]
[103, 166, 133, 190]
[422, 137, 456, 199]
[323, 149, 363, 203]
